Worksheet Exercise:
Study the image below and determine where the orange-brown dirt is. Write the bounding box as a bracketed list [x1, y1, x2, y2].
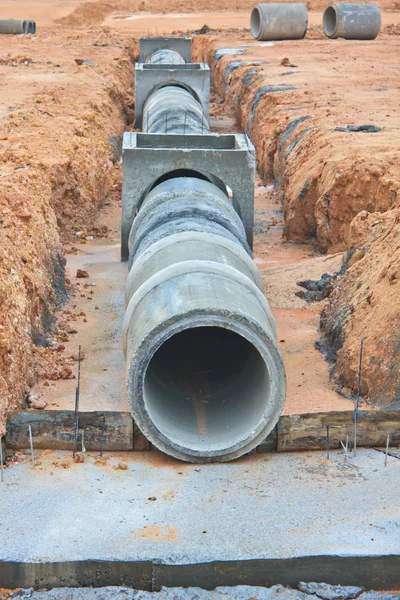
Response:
[0, 23, 136, 431]
[192, 24, 400, 406]
[0, 0, 399, 434]
[57, 0, 400, 29]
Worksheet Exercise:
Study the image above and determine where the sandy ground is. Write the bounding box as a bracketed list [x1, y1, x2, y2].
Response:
[104, 10, 400, 33]
[1, 0, 399, 431]
[1, 0, 82, 25]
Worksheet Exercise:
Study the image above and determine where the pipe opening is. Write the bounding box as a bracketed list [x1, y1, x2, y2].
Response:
[250, 7, 262, 40]
[143, 326, 270, 452]
[323, 6, 337, 37]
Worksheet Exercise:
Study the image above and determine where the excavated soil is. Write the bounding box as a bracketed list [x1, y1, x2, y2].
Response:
[192, 23, 400, 406]
[0, 22, 136, 431]
[1, 0, 399, 433]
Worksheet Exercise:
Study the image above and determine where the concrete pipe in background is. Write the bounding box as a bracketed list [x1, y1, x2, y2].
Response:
[322, 3, 381, 39]
[0, 19, 36, 34]
[146, 48, 185, 64]
[143, 86, 211, 134]
[123, 177, 285, 463]
[250, 3, 308, 41]
[27, 20, 36, 34]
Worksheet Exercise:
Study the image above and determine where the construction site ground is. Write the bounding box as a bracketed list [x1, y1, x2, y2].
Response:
[1, 0, 400, 425]
[1, 0, 400, 592]
[1, 447, 399, 589]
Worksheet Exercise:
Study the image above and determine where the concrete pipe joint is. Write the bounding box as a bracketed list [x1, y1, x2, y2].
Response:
[0, 19, 36, 34]
[123, 177, 286, 463]
[250, 3, 308, 41]
[323, 3, 381, 39]
[143, 86, 210, 134]
[147, 48, 185, 64]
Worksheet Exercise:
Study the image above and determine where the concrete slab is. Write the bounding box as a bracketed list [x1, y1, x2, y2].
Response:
[1, 449, 399, 589]
[6, 586, 400, 600]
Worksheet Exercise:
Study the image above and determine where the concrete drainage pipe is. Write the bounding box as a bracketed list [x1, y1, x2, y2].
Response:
[322, 3, 381, 39]
[123, 177, 286, 463]
[250, 3, 308, 41]
[0, 19, 36, 34]
[146, 48, 185, 64]
[143, 86, 210, 134]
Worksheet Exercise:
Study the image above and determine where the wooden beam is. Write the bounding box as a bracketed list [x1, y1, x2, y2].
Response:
[277, 410, 400, 452]
[5, 408, 400, 455]
[6, 410, 134, 451]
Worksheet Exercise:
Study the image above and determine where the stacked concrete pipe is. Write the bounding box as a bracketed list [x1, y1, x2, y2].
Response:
[322, 3, 381, 39]
[0, 19, 36, 34]
[250, 3, 308, 40]
[122, 41, 286, 463]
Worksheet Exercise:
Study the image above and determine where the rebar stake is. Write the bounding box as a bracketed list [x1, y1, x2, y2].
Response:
[384, 434, 391, 467]
[0, 435, 4, 482]
[354, 336, 364, 456]
[73, 345, 82, 459]
[28, 425, 34, 468]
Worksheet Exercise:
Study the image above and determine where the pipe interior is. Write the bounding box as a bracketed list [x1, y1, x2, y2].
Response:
[323, 6, 337, 36]
[250, 7, 262, 39]
[143, 326, 270, 452]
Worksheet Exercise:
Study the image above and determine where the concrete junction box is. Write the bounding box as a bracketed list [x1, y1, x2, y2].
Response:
[139, 36, 192, 63]
[135, 62, 210, 129]
[121, 132, 256, 261]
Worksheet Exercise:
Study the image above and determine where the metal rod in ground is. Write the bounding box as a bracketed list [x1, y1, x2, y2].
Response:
[354, 336, 364, 456]
[28, 425, 34, 468]
[100, 415, 106, 457]
[326, 425, 330, 460]
[0, 435, 3, 482]
[72, 345, 82, 458]
[384, 434, 391, 467]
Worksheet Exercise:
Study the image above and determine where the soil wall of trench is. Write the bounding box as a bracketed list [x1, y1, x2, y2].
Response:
[0, 30, 137, 431]
[193, 35, 400, 407]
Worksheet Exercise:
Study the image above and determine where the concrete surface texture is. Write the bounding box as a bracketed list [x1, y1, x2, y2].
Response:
[1, 448, 399, 566]
[147, 49, 185, 65]
[134, 63, 210, 129]
[322, 3, 381, 39]
[121, 132, 256, 260]
[0, 19, 35, 34]
[139, 37, 192, 64]
[123, 182, 285, 461]
[250, 4, 308, 41]
[143, 86, 210, 134]
[6, 585, 400, 599]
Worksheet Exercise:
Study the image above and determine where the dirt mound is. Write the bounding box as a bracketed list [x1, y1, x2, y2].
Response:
[58, 0, 260, 27]
[320, 209, 400, 406]
[193, 31, 400, 407]
[193, 32, 400, 253]
[58, 0, 400, 27]
[0, 30, 136, 432]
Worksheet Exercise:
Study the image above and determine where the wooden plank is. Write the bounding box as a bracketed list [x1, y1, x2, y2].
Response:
[6, 410, 134, 451]
[6, 408, 400, 455]
[277, 410, 400, 452]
